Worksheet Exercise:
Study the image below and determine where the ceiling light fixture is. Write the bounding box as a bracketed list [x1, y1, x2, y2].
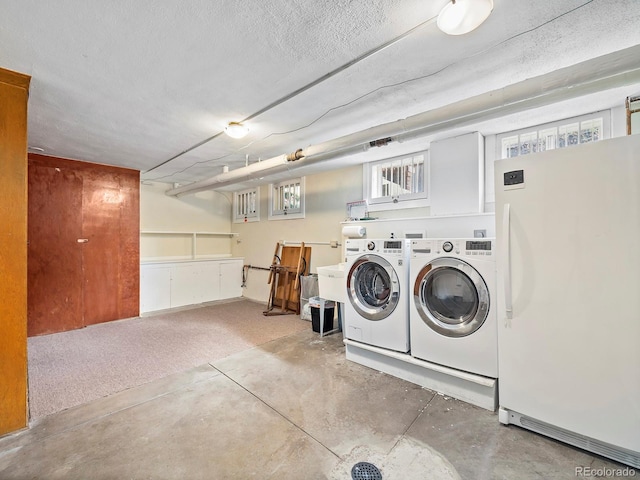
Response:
[437, 0, 494, 35]
[224, 121, 249, 139]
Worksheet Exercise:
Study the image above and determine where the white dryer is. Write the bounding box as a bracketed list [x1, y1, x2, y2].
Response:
[409, 238, 497, 378]
[344, 238, 410, 353]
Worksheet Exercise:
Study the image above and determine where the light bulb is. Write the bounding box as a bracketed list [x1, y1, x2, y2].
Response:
[437, 0, 493, 35]
[225, 122, 249, 139]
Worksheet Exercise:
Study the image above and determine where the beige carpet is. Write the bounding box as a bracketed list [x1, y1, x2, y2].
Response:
[27, 299, 309, 420]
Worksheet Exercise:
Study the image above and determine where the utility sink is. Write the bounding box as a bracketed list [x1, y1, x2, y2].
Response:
[317, 263, 347, 303]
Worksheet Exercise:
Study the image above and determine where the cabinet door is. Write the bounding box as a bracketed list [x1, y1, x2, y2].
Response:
[429, 132, 484, 215]
[170, 262, 221, 307]
[140, 265, 171, 313]
[170, 264, 199, 308]
[82, 171, 122, 325]
[28, 163, 84, 335]
[82, 169, 139, 325]
[193, 262, 220, 304]
[219, 261, 242, 299]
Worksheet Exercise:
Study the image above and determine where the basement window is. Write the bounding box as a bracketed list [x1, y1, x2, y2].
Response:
[233, 188, 260, 223]
[497, 111, 610, 159]
[269, 177, 305, 220]
[364, 151, 428, 211]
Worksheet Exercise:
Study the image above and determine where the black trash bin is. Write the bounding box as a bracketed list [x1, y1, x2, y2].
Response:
[310, 297, 335, 333]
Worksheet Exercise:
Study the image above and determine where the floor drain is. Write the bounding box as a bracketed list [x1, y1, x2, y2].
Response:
[351, 461, 382, 480]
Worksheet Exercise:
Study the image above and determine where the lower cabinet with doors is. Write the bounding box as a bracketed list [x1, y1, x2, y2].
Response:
[140, 258, 243, 313]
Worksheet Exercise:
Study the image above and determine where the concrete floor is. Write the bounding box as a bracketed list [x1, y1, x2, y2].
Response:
[0, 328, 634, 479]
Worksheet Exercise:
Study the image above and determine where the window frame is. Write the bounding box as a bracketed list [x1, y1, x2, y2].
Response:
[232, 187, 260, 223]
[496, 110, 611, 160]
[268, 177, 305, 220]
[364, 150, 429, 211]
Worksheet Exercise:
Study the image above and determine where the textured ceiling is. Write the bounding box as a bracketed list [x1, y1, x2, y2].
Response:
[2, 0, 640, 191]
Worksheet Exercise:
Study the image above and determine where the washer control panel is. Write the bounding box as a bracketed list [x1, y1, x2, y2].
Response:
[383, 240, 404, 254]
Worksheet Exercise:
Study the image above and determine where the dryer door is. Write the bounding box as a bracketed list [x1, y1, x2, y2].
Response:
[347, 254, 399, 321]
[414, 258, 489, 337]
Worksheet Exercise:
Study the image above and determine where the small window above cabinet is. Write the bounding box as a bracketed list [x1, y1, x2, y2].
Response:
[364, 151, 428, 211]
[140, 231, 238, 262]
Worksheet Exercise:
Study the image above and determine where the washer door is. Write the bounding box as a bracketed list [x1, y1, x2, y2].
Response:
[414, 257, 489, 337]
[347, 255, 399, 321]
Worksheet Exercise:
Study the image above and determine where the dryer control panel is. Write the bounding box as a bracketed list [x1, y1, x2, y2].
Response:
[466, 240, 493, 254]
[410, 238, 494, 257]
[436, 239, 494, 256]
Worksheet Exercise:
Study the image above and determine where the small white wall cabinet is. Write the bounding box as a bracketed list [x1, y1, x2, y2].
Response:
[140, 259, 243, 313]
[430, 131, 485, 216]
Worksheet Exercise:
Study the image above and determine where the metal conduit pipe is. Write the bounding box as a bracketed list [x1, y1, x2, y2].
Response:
[168, 153, 289, 196]
[166, 44, 640, 197]
[167, 143, 371, 197]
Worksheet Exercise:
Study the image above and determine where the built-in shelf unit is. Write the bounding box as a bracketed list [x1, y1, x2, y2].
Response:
[140, 231, 239, 262]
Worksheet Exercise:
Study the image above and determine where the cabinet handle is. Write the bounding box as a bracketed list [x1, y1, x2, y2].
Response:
[502, 203, 512, 322]
[77, 238, 89, 243]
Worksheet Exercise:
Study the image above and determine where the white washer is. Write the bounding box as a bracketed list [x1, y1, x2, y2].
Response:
[344, 238, 410, 353]
[409, 238, 497, 378]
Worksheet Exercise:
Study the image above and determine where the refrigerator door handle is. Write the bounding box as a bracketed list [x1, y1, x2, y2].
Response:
[502, 203, 513, 321]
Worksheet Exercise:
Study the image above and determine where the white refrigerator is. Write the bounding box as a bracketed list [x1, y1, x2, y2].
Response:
[494, 134, 640, 468]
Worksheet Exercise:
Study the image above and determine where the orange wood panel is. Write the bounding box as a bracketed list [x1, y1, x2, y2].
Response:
[27, 155, 140, 333]
[82, 167, 140, 325]
[0, 68, 30, 436]
[81, 169, 123, 325]
[27, 162, 84, 335]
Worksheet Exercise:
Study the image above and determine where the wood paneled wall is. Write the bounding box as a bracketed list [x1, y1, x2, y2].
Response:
[0, 67, 30, 436]
[28, 155, 140, 336]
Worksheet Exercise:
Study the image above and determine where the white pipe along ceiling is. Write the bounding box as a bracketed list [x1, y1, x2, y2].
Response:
[2, 1, 640, 190]
[166, 43, 640, 197]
